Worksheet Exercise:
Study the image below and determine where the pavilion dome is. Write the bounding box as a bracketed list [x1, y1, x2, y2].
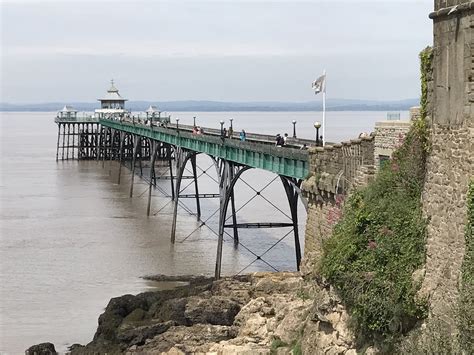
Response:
[98, 80, 128, 101]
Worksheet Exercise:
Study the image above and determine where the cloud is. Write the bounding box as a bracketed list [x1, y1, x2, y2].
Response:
[1, 0, 433, 102]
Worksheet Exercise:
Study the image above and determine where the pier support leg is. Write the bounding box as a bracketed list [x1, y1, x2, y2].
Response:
[170, 149, 193, 243]
[281, 177, 302, 270]
[190, 154, 201, 220]
[147, 142, 158, 216]
[56, 125, 60, 161]
[66, 124, 70, 160]
[117, 133, 124, 185]
[215, 162, 250, 279]
[129, 136, 140, 198]
[102, 127, 107, 168]
[230, 190, 239, 244]
[169, 150, 175, 201]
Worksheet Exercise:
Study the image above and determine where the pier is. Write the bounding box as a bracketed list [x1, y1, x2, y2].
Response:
[54, 83, 319, 278]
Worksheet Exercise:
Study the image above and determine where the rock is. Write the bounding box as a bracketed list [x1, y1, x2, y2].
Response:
[209, 342, 271, 354]
[67, 344, 84, 352]
[150, 297, 188, 325]
[274, 301, 312, 344]
[129, 324, 236, 353]
[94, 294, 148, 342]
[142, 274, 213, 286]
[25, 343, 57, 355]
[65, 273, 356, 355]
[252, 272, 303, 296]
[184, 295, 241, 325]
[122, 308, 147, 323]
[117, 320, 175, 348]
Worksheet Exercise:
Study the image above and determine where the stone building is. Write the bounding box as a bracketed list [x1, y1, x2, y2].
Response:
[419, 0, 473, 325]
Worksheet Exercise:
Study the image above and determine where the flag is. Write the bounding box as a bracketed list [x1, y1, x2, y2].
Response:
[312, 74, 326, 95]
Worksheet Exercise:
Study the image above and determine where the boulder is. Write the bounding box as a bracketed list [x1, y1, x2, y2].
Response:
[117, 320, 175, 347]
[150, 297, 188, 325]
[184, 295, 241, 326]
[128, 324, 235, 353]
[25, 343, 57, 355]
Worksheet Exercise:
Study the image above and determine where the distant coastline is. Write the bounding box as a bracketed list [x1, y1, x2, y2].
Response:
[0, 98, 418, 112]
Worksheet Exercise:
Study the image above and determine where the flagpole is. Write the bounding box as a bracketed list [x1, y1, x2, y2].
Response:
[322, 69, 326, 146]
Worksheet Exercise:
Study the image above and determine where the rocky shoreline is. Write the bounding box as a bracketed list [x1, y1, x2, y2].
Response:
[27, 272, 357, 355]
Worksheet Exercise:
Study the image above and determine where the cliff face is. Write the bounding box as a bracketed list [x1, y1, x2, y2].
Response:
[419, 0, 473, 326]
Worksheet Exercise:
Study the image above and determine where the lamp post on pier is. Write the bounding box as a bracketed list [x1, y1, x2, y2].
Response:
[314, 121, 321, 146]
[176, 118, 180, 130]
[193, 116, 196, 126]
[292, 120, 297, 138]
[220, 120, 225, 135]
[229, 118, 233, 130]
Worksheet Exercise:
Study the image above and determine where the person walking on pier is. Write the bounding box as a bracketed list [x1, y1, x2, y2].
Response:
[240, 130, 246, 141]
[276, 134, 284, 147]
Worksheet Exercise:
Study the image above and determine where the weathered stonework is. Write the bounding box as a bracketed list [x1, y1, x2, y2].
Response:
[419, 0, 474, 327]
[301, 137, 375, 273]
[374, 120, 412, 170]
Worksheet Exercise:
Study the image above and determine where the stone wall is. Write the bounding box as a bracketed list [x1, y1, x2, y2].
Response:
[301, 108, 423, 273]
[374, 120, 412, 169]
[419, 0, 474, 326]
[301, 137, 375, 272]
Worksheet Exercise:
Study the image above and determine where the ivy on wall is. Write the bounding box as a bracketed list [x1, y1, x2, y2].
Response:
[419, 46, 433, 121]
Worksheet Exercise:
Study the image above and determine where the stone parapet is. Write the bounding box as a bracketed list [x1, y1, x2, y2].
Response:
[302, 136, 374, 198]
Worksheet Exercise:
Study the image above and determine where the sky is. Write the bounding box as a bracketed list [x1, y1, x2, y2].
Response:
[1, 0, 433, 103]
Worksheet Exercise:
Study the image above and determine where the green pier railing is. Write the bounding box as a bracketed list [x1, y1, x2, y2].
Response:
[100, 119, 309, 179]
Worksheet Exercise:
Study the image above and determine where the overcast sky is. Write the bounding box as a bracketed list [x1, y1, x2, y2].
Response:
[1, 0, 433, 103]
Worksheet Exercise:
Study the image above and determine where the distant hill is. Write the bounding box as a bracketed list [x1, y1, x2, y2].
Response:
[0, 98, 419, 112]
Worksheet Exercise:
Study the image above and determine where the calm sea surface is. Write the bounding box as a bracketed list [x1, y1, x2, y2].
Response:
[0, 111, 408, 354]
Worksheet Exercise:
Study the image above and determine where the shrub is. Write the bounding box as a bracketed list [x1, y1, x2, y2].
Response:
[320, 160, 428, 349]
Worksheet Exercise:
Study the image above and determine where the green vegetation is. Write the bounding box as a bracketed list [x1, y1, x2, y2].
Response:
[319, 48, 433, 351]
[270, 337, 303, 355]
[270, 337, 288, 352]
[291, 341, 302, 355]
[459, 180, 474, 352]
[419, 47, 433, 121]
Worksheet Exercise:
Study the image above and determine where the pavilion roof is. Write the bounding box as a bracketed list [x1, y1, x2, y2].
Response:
[146, 105, 160, 113]
[98, 80, 128, 101]
[60, 105, 77, 112]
